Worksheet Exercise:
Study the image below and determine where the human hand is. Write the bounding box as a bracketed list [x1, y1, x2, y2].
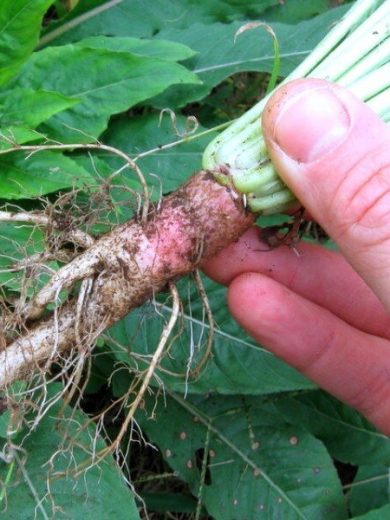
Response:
[203, 78, 390, 435]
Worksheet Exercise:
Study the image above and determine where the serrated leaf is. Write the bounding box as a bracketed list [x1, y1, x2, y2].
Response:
[11, 45, 200, 142]
[0, 87, 79, 128]
[274, 391, 390, 466]
[0, 126, 43, 150]
[152, 5, 350, 107]
[0, 385, 140, 519]
[77, 36, 197, 62]
[349, 465, 390, 517]
[108, 277, 314, 396]
[137, 392, 346, 519]
[0, 0, 54, 86]
[0, 150, 96, 199]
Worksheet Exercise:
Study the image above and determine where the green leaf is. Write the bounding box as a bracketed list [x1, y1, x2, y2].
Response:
[349, 465, 390, 518]
[0, 385, 140, 519]
[0, 87, 79, 128]
[0, 223, 46, 292]
[0, 410, 12, 439]
[108, 277, 314, 396]
[153, 5, 350, 107]
[0, 150, 95, 199]
[262, 0, 337, 24]
[0, 87, 79, 149]
[0, 382, 29, 439]
[0, 126, 43, 149]
[77, 36, 197, 62]
[71, 110, 214, 226]
[274, 392, 390, 466]
[138, 392, 346, 519]
[350, 505, 390, 520]
[102, 113, 219, 194]
[11, 45, 200, 142]
[0, 0, 54, 86]
[41, 0, 280, 46]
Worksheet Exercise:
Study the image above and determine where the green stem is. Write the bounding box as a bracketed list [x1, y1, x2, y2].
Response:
[288, 0, 385, 80]
[265, 27, 281, 94]
[339, 36, 390, 87]
[368, 89, 390, 121]
[349, 63, 390, 102]
[312, 2, 390, 82]
[203, 0, 390, 214]
[0, 459, 15, 504]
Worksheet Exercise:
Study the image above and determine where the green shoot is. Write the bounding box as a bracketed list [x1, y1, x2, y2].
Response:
[203, 0, 390, 214]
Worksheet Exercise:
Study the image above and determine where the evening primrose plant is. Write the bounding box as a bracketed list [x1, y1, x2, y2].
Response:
[1, 0, 389, 412]
[203, 0, 390, 214]
[1, 1, 390, 519]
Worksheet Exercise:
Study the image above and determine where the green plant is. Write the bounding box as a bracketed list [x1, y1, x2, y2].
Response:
[0, 1, 389, 519]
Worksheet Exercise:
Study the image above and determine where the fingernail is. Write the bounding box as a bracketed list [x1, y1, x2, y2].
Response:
[273, 87, 351, 163]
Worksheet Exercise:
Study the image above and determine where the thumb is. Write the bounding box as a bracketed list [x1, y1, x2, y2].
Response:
[262, 78, 390, 310]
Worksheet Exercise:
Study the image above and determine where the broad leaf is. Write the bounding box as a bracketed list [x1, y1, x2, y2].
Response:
[0, 0, 54, 86]
[275, 392, 390, 466]
[0, 126, 44, 150]
[0, 150, 95, 199]
[137, 392, 346, 519]
[0, 223, 47, 292]
[263, 0, 343, 23]
[41, 0, 280, 46]
[0, 386, 140, 519]
[77, 36, 197, 62]
[153, 5, 350, 107]
[349, 465, 390, 517]
[108, 277, 314, 396]
[11, 45, 200, 142]
[351, 505, 390, 520]
[102, 113, 218, 194]
[0, 87, 79, 128]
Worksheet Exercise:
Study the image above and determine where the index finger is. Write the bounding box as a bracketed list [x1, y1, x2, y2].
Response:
[203, 227, 390, 339]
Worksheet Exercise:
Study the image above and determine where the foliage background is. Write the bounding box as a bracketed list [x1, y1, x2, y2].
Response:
[0, 1, 389, 519]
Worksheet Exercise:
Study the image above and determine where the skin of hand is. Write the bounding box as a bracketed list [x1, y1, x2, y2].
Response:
[203, 78, 390, 435]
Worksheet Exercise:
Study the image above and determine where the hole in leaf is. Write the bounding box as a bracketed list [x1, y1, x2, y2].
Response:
[334, 459, 358, 489]
[195, 448, 212, 485]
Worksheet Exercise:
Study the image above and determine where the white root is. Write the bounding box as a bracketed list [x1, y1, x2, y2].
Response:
[0, 211, 50, 226]
[22, 246, 103, 321]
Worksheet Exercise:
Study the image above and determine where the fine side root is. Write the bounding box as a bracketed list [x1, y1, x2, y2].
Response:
[0, 170, 253, 389]
[155, 271, 215, 382]
[22, 249, 101, 321]
[0, 165, 254, 515]
[0, 137, 255, 516]
[190, 270, 215, 380]
[0, 209, 95, 249]
[60, 283, 181, 476]
[100, 283, 179, 462]
[0, 142, 150, 222]
[0, 168, 253, 491]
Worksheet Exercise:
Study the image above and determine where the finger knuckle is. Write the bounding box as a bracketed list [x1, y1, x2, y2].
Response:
[333, 147, 390, 246]
[348, 368, 390, 423]
[346, 166, 390, 232]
